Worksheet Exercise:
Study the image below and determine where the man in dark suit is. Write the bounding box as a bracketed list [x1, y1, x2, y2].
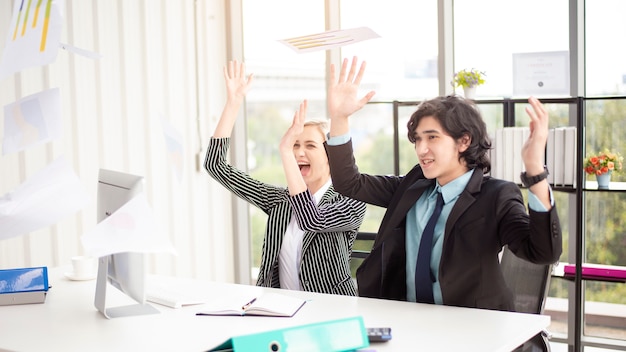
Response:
[324, 57, 562, 311]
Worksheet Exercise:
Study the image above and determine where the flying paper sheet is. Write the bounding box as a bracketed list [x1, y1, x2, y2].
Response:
[3, 87, 62, 155]
[59, 42, 103, 60]
[0, 156, 89, 240]
[81, 193, 177, 257]
[279, 27, 380, 54]
[0, 0, 64, 80]
[157, 112, 184, 183]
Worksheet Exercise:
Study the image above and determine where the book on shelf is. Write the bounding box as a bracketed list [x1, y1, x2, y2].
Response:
[563, 263, 626, 281]
[196, 292, 306, 317]
[546, 128, 555, 184]
[503, 127, 515, 182]
[493, 128, 504, 179]
[514, 127, 530, 184]
[0, 266, 49, 306]
[553, 127, 566, 186]
[563, 126, 577, 187]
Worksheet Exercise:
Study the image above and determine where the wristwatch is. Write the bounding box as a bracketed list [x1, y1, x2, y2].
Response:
[520, 166, 549, 187]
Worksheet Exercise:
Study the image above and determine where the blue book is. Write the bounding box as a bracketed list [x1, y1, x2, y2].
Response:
[0, 266, 49, 305]
[208, 316, 369, 352]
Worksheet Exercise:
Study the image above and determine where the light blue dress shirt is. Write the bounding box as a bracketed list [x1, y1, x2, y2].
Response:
[405, 171, 552, 304]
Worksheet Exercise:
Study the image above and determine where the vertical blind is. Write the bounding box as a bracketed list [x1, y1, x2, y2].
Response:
[0, 0, 236, 283]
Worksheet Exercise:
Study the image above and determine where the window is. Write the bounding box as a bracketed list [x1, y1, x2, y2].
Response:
[340, 0, 439, 101]
[582, 98, 626, 340]
[241, 0, 325, 274]
[235, 2, 626, 349]
[585, 1, 626, 96]
[453, 0, 569, 98]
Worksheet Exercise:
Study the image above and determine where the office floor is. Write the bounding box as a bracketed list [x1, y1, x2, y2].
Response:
[548, 318, 626, 351]
[551, 344, 623, 352]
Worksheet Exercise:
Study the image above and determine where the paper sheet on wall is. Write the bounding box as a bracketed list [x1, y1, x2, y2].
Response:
[512, 51, 570, 96]
[81, 193, 177, 257]
[0, 156, 89, 240]
[0, 0, 64, 80]
[279, 27, 380, 54]
[3, 87, 62, 155]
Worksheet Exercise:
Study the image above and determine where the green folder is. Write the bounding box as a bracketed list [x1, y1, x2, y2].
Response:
[208, 316, 369, 352]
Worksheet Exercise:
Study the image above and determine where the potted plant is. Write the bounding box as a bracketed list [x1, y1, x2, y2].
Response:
[583, 148, 623, 189]
[452, 68, 486, 99]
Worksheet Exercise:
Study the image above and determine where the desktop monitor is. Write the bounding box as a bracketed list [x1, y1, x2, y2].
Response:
[94, 168, 159, 319]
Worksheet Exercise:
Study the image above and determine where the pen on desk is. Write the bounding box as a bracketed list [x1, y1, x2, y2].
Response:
[241, 297, 256, 310]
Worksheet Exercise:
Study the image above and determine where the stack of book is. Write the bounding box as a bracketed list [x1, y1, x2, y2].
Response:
[546, 126, 577, 187]
[490, 126, 577, 187]
[0, 266, 49, 305]
[490, 127, 531, 184]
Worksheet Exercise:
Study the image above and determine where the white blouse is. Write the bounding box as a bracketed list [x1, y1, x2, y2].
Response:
[278, 179, 332, 290]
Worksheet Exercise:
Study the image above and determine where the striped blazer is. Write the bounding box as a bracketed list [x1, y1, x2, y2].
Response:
[204, 138, 366, 296]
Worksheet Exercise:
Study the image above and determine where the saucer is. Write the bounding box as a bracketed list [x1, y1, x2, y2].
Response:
[64, 271, 97, 281]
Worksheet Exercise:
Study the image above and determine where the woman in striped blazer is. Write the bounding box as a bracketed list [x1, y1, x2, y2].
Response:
[204, 60, 366, 296]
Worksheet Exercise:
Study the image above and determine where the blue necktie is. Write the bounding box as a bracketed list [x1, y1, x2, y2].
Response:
[415, 192, 444, 304]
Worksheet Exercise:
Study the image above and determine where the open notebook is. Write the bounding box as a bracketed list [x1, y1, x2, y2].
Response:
[196, 292, 306, 317]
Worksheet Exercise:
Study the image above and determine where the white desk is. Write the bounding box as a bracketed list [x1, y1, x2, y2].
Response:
[0, 268, 549, 352]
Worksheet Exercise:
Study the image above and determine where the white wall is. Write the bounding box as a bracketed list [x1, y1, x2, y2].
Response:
[0, 0, 237, 283]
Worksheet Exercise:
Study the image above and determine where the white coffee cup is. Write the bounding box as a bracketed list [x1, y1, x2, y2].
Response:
[71, 256, 96, 277]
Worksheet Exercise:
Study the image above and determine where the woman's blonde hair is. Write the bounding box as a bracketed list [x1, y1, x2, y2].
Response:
[304, 119, 330, 141]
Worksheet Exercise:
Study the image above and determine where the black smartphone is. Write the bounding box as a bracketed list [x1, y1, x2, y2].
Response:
[366, 327, 392, 342]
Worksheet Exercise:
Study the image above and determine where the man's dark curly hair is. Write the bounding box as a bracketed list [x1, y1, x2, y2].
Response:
[406, 95, 492, 174]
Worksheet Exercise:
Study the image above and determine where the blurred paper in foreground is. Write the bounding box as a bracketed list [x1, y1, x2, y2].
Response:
[81, 193, 176, 257]
[157, 112, 184, 183]
[0, 157, 89, 240]
[3, 87, 62, 155]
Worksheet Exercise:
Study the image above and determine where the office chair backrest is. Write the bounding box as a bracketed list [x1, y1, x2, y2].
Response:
[351, 232, 376, 259]
[500, 246, 552, 314]
[350, 232, 376, 281]
[500, 246, 553, 352]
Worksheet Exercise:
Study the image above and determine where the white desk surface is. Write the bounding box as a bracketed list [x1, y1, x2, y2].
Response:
[0, 267, 549, 352]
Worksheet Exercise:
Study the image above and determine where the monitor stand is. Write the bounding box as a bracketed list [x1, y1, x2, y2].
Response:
[94, 255, 159, 319]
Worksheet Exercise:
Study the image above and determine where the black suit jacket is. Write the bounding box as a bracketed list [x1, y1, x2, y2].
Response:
[325, 140, 562, 311]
